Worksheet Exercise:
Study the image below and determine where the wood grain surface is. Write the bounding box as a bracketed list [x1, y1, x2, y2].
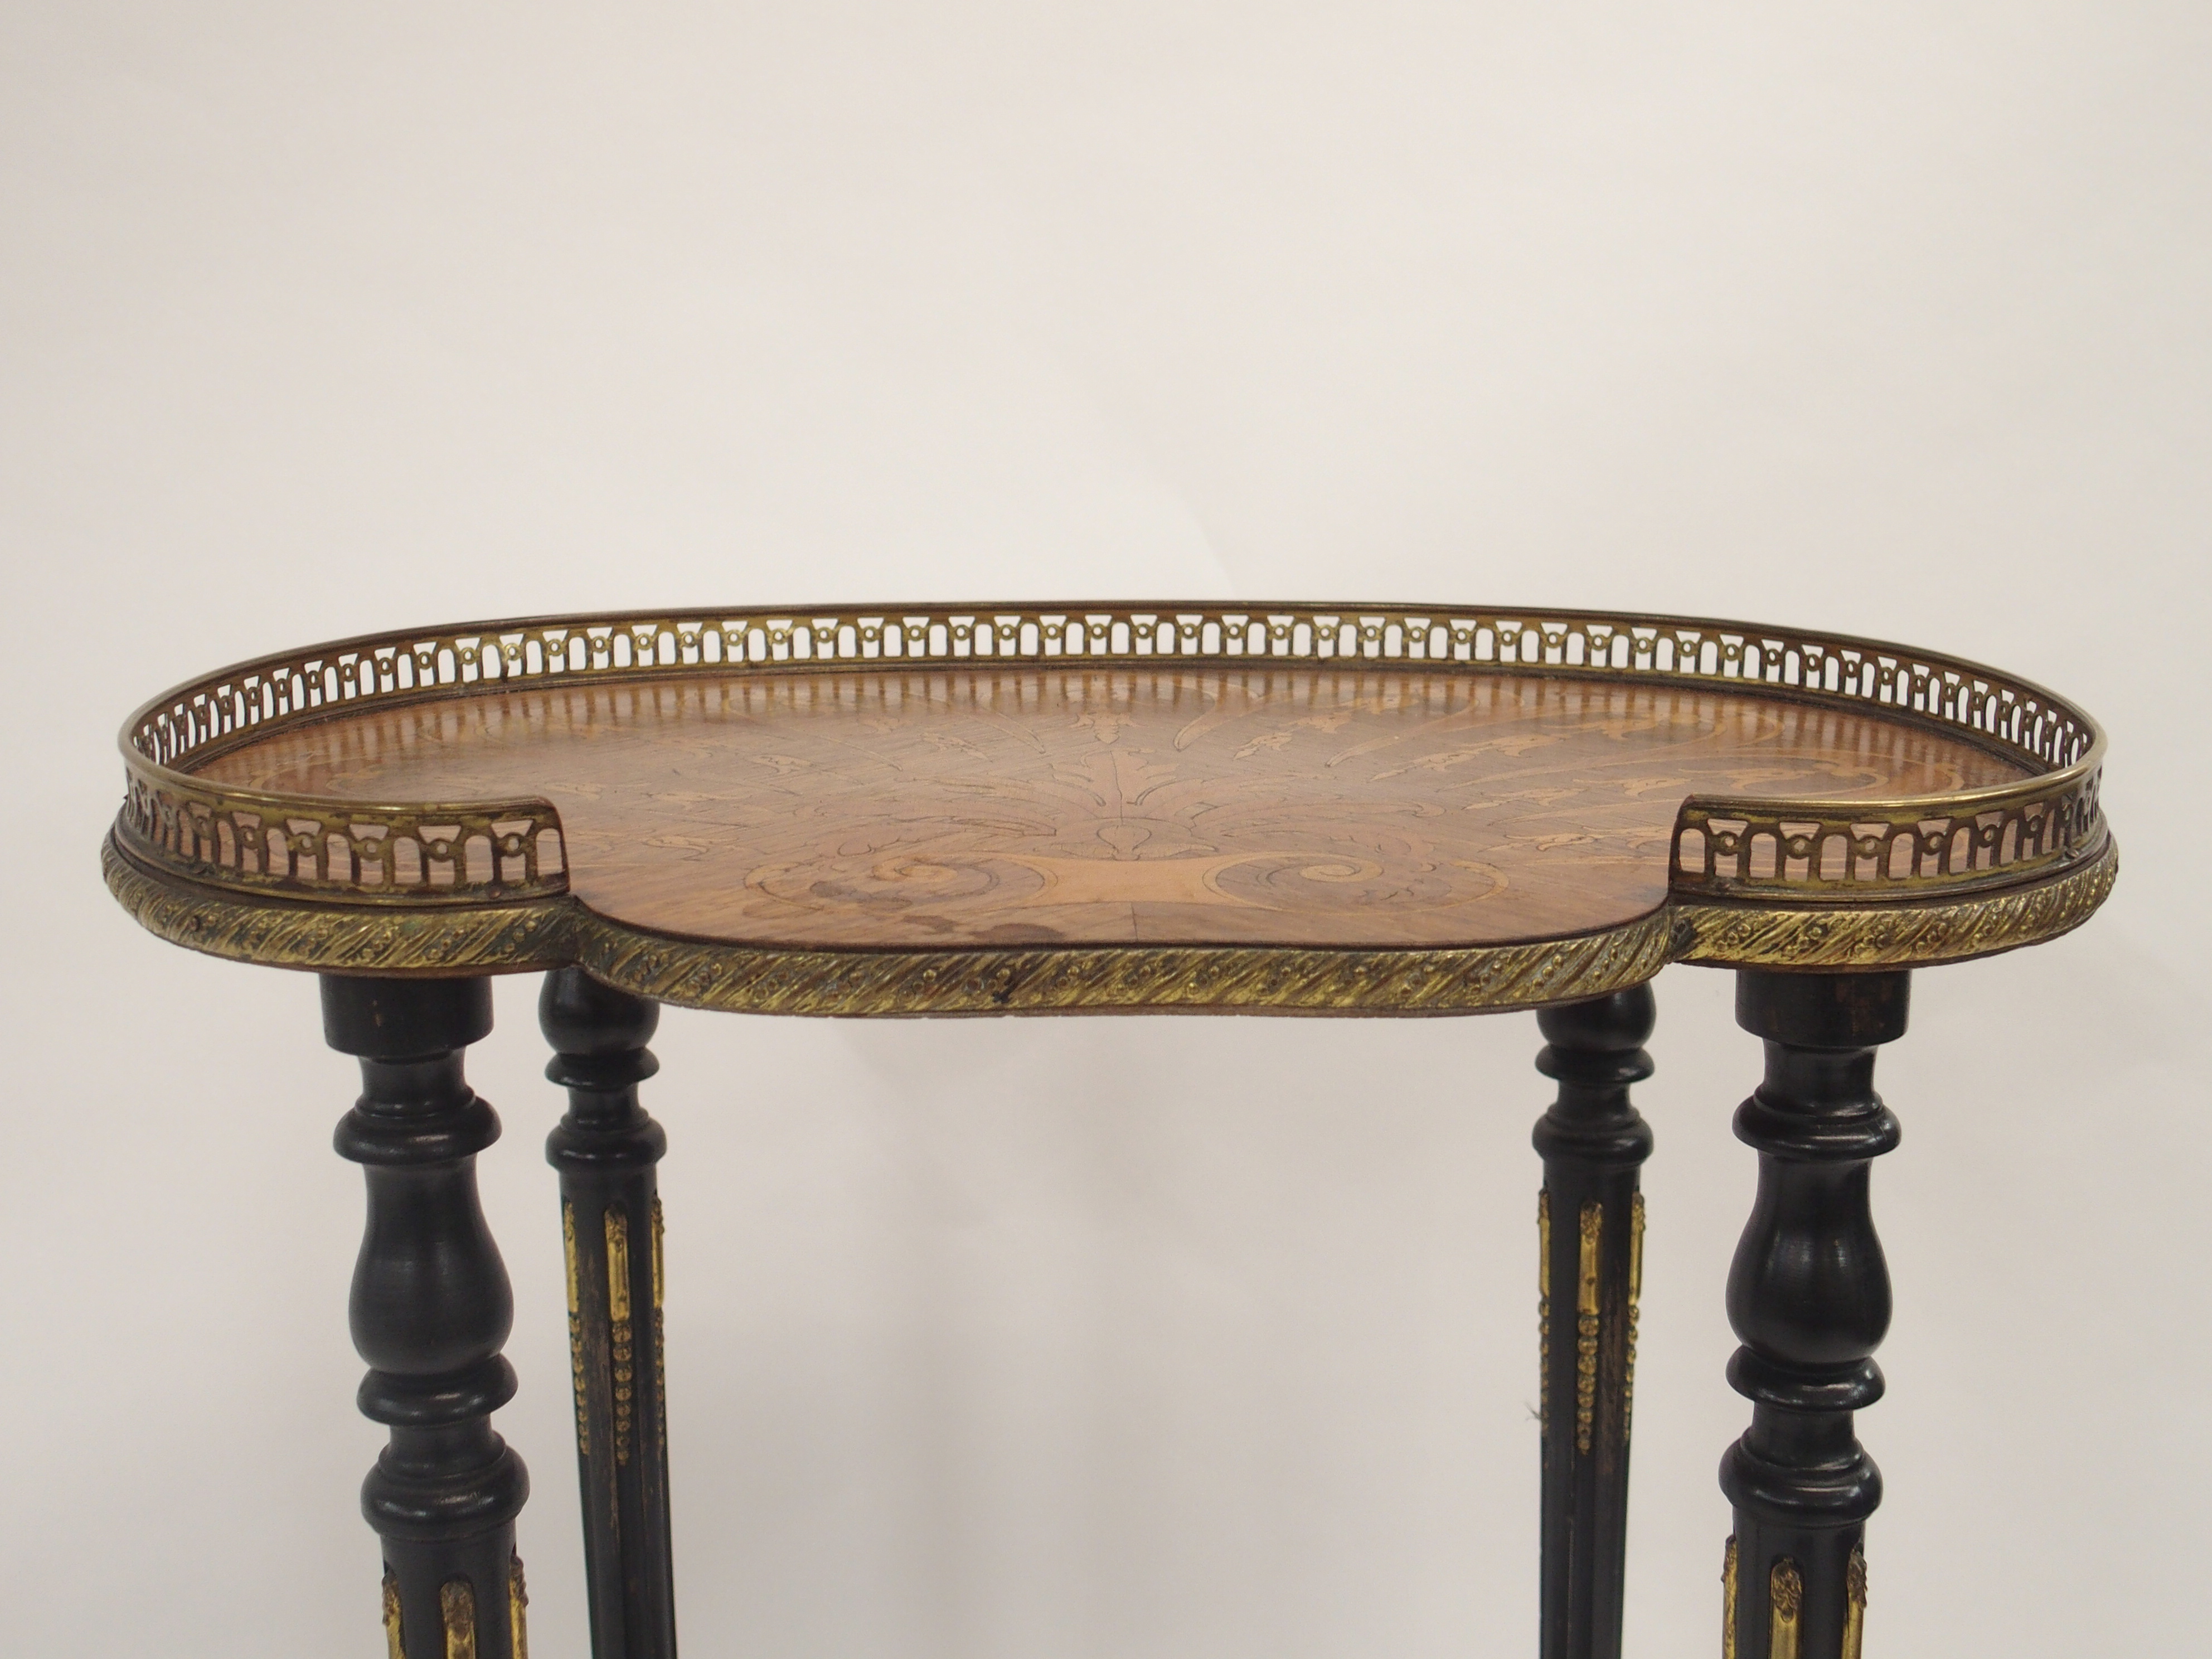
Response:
[196, 667, 2027, 949]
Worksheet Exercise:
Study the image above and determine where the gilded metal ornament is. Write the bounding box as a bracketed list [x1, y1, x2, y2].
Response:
[1674, 835, 2117, 969]
[1721, 1536, 1739, 1659]
[606, 1205, 635, 1468]
[508, 1554, 529, 1659]
[1768, 1558, 1803, 1659]
[1575, 1200, 1602, 1455]
[562, 1202, 589, 1460]
[440, 1579, 476, 1659]
[651, 1196, 668, 1453]
[1625, 1193, 1646, 1433]
[1536, 1190, 1551, 1435]
[382, 1566, 406, 1659]
[1843, 1546, 1867, 1659]
[106, 824, 2113, 1011]
[103, 835, 573, 974]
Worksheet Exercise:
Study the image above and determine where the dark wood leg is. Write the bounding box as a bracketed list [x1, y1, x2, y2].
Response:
[1719, 971, 1905, 1659]
[542, 968, 677, 1659]
[1531, 984, 1656, 1659]
[324, 975, 531, 1659]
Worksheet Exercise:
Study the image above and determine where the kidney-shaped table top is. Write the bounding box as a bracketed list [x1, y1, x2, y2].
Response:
[104, 604, 2114, 1013]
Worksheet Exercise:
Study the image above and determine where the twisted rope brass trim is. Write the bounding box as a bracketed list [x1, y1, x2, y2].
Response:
[116, 601, 2103, 910]
[1673, 835, 2115, 969]
[104, 831, 2116, 1006]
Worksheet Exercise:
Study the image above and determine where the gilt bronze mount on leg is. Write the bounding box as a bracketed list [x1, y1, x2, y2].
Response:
[1532, 984, 1656, 1659]
[543, 968, 678, 1659]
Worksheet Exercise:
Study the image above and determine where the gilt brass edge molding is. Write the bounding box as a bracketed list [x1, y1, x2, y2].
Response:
[110, 826, 1673, 1008]
[106, 826, 2119, 1001]
[102, 833, 576, 975]
[572, 909, 1681, 1016]
[1671, 835, 2118, 969]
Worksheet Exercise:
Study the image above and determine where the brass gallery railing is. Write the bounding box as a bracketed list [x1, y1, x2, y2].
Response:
[117, 603, 2106, 911]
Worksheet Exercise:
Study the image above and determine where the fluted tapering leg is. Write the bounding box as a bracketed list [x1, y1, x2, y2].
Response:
[1719, 971, 1905, 1659]
[542, 968, 677, 1659]
[324, 975, 531, 1659]
[1531, 984, 1656, 1659]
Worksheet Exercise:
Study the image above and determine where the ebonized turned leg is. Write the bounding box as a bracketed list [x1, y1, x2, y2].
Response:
[1719, 971, 1906, 1659]
[542, 968, 677, 1659]
[1531, 984, 1656, 1659]
[324, 975, 531, 1659]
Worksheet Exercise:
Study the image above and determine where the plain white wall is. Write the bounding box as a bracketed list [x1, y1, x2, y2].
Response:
[3, 5, 2206, 1655]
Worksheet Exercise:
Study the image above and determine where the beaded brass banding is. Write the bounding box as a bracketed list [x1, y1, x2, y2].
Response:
[1768, 1560, 1804, 1659]
[1575, 1200, 1602, 1455]
[117, 602, 2103, 906]
[651, 1196, 668, 1452]
[562, 1202, 588, 1459]
[1536, 1190, 1551, 1435]
[606, 1206, 635, 1468]
[1625, 1193, 1646, 1433]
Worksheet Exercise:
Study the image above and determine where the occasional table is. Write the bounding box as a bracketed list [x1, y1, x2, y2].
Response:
[103, 602, 2113, 1659]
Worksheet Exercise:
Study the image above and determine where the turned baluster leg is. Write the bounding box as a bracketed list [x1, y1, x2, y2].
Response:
[1531, 984, 1656, 1659]
[324, 975, 531, 1659]
[1719, 971, 1904, 1659]
[542, 967, 677, 1659]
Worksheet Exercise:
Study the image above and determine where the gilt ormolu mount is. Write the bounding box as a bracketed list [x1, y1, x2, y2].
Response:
[104, 601, 2113, 1657]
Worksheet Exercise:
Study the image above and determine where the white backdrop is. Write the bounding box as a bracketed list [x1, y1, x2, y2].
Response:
[3, 6, 2206, 1656]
